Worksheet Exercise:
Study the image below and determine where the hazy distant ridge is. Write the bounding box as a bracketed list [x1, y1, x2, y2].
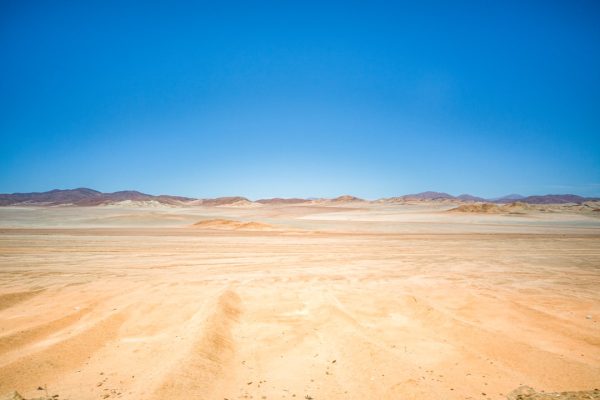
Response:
[0, 188, 597, 206]
[0, 188, 194, 206]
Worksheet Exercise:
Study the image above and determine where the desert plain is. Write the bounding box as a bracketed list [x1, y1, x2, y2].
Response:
[0, 200, 599, 400]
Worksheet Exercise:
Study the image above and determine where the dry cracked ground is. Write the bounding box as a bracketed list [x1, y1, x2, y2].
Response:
[0, 202, 599, 399]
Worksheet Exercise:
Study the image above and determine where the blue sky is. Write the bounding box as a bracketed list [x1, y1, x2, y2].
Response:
[1, 1, 599, 199]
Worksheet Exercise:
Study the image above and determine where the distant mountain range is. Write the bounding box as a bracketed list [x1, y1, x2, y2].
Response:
[0, 188, 193, 206]
[490, 194, 525, 202]
[0, 188, 597, 206]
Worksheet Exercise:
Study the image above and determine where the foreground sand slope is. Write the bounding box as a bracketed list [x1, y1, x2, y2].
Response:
[0, 203, 599, 399]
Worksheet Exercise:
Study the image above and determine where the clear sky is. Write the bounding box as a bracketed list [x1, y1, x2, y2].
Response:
[1, 1, 599, 199]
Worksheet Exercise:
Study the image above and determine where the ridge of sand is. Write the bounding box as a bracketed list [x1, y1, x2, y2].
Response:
[255, 198, 310, 205]
[448, 203, 505, 213]
[152, 290, 241, 399]
[0, 310, 128, 394]
[191, 218, 276, 231]
[0, 290, 45, 311]
[449, 202, 535, 214]
[448, 201, 600, 215]
[217, 199, 263, 208]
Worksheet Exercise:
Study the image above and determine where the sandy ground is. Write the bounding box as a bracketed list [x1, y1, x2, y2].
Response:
[0, 203, 599, 399]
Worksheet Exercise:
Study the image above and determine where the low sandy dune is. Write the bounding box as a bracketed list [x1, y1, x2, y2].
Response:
[0, 203, 599, 399]
[192, 218, 277, 231]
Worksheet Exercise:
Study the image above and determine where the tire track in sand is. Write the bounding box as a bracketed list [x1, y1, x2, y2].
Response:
[0, 290, 44, 311]
[152, 289, 242, 400]
[0, 306, 95, 357]
[0, 309, 127, 393]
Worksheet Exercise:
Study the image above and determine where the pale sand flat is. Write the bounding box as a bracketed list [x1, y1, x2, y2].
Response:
[0, 203, 599, 399]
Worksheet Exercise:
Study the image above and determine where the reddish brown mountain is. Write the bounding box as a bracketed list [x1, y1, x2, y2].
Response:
[515, 194, 593, 204]
[0, 188, 194, 206]
[381, 191, 455, 202]
[456, 194, 486, 202]
[330, 195, 365, 202]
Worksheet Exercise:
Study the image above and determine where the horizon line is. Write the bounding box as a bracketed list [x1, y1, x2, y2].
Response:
[1, 187, 598, 202]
